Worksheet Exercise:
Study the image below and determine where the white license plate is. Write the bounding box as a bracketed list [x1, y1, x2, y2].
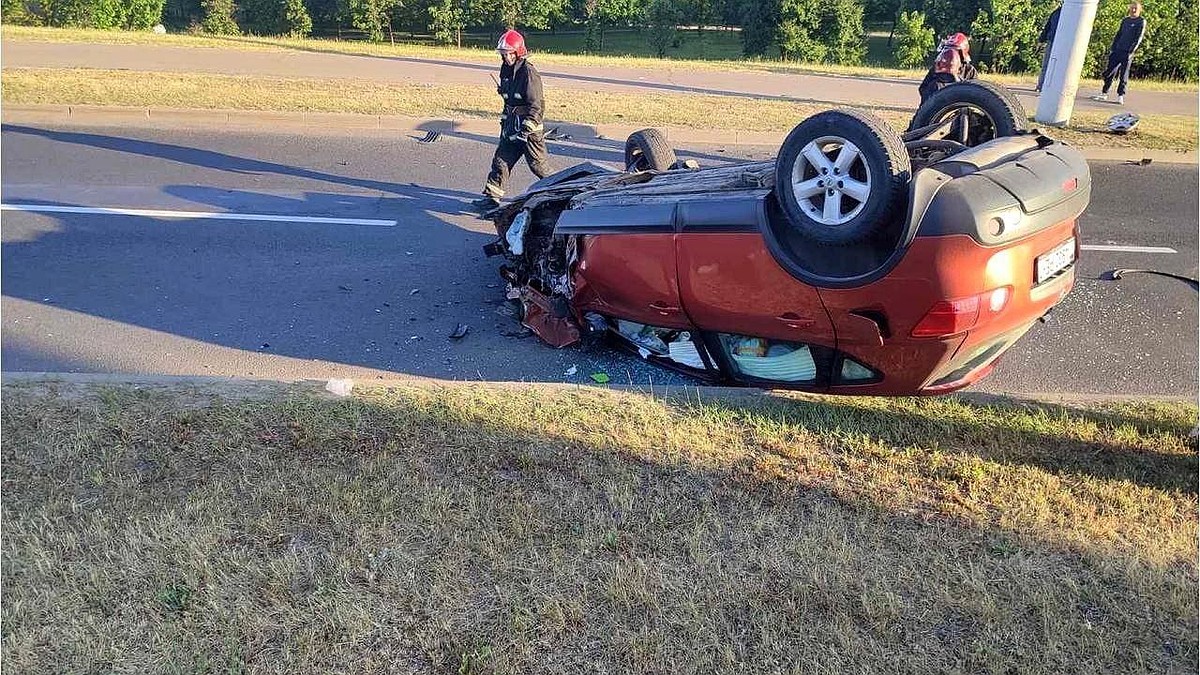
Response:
[1036, 237, 1076, 284]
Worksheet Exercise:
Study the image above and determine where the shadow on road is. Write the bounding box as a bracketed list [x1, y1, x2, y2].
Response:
[411, 119, 752, 168]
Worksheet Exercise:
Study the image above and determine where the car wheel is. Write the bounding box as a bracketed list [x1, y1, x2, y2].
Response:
[624, 128, 678, 172]
[774, 109, 911, 246]
[910, 80, 1028, 147]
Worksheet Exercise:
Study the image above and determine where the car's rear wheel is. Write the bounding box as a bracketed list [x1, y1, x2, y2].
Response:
[910, 80, 1027, 147]
[774, 109, 911, 246]
[624, 128, 678, 172]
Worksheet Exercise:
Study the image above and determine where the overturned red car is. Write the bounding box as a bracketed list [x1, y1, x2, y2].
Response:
[483, 82, 1090, 395]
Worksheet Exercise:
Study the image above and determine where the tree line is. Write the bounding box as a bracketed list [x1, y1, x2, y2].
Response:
[3, 0, 1196, 80]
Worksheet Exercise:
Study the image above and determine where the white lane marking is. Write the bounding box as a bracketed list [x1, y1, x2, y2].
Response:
[1081, 244, 1177, 254]
[0, 203, 396, 227]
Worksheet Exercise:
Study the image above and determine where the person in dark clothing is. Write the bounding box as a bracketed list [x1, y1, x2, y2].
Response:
[472, 29, 550, 213]
[917, 33, 975, 105]
[1092, 2, 1147, 105]
[1035, 4, 1062, 92]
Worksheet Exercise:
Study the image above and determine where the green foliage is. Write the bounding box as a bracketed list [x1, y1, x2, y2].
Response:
[200, 0, 238, 33]
[43, 0, 126, 28]
[348, 0, 400, 40]
[1140, 0, 1198, 80]
[893, 9, 934, 68]
[969, 0, 1048, 74]
[642, 0, 680, 57]
[282, 0, 309, 35]
[740, 0, 778, 56]
[123, 0, 165, 27]
[923, 0, 986, 36]
[579, 0, 641, 51]
[493, 0, 569, 29]
[428, 0, 465, 44]
[2, 0, 45, 24]
[818, 0, 866, 64]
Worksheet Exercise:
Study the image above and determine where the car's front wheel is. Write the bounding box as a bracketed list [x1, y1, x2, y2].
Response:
[774, 109, 911, 246]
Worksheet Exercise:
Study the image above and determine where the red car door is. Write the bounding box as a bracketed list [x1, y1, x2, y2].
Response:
[560, 203, 692, 329]
[674, 200, 836, 354]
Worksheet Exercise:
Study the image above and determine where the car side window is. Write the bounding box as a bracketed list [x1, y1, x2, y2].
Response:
[717, 334, 818, 383]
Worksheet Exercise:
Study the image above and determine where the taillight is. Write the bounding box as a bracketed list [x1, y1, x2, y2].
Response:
[911, 287, 1012, 338]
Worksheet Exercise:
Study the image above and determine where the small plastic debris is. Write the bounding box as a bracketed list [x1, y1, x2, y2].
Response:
[591, 372, 610, 384]
[565, 366, 578, 376]
[338, 285, 353, 292]
[406, 251, 414, 256]
[668, 333, 705, 368]
[260, 343, 270, 349]
[325, 379, 354, 397]
[409, 289, 420, 295]
[449, 323, 470, 340]
[408, 335, 422, 341]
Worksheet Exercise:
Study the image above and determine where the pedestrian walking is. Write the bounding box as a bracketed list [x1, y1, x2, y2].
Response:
[472, 29, 550, 214]
[1091, 2, 1147, 105]
[1036, 3, 1062, 92]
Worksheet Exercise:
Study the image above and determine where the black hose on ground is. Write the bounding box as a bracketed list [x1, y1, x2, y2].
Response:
[1105, 269, 1199, 291]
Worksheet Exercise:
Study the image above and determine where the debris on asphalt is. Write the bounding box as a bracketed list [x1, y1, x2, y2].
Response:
[260, 343, 270, 349]
[449, 323, 470, 340]
[498, 324, 533, 338]
[565, 366, 578, 376]
[338, 285, 353, 292]
[325, 379, 354, 397]
[591, 372, 610, 384]
[495, 301, 520, 319]
[409, 289, 420, 295]
[408, 335, 422, 342]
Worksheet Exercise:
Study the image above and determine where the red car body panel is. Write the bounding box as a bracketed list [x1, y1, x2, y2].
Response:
[572, 234, 692, 329]
[675, 233, 836, 344]
[820, 218, 1079, 395]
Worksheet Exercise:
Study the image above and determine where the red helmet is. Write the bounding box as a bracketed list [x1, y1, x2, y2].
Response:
[943, 32, 969, 50]
[497, 30, 527, 59]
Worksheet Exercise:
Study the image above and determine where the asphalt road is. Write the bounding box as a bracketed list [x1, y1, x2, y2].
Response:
[5, 41, 1198, 117]
[2, 121, 1196, 396]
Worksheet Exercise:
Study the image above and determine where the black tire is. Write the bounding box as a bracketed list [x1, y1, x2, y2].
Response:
[910, 80, 1028, 147]
[624, 128, 677, 172]
[774, 109, 911, 246]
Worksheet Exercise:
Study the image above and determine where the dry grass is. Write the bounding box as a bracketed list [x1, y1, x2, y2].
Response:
[4, 25, 1198, 94]
[4, 67, 1197, 151]
[2, 381, 1196, 674]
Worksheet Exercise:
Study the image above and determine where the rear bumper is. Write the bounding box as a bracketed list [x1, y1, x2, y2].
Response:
[823, 220, 1079, 396]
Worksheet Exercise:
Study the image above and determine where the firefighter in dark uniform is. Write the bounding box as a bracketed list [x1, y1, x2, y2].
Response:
[472, 29, 550, 213]
[917, 32, 976, 105]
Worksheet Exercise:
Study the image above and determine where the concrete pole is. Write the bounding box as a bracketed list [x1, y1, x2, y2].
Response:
[1035, 0, 1101, 126]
